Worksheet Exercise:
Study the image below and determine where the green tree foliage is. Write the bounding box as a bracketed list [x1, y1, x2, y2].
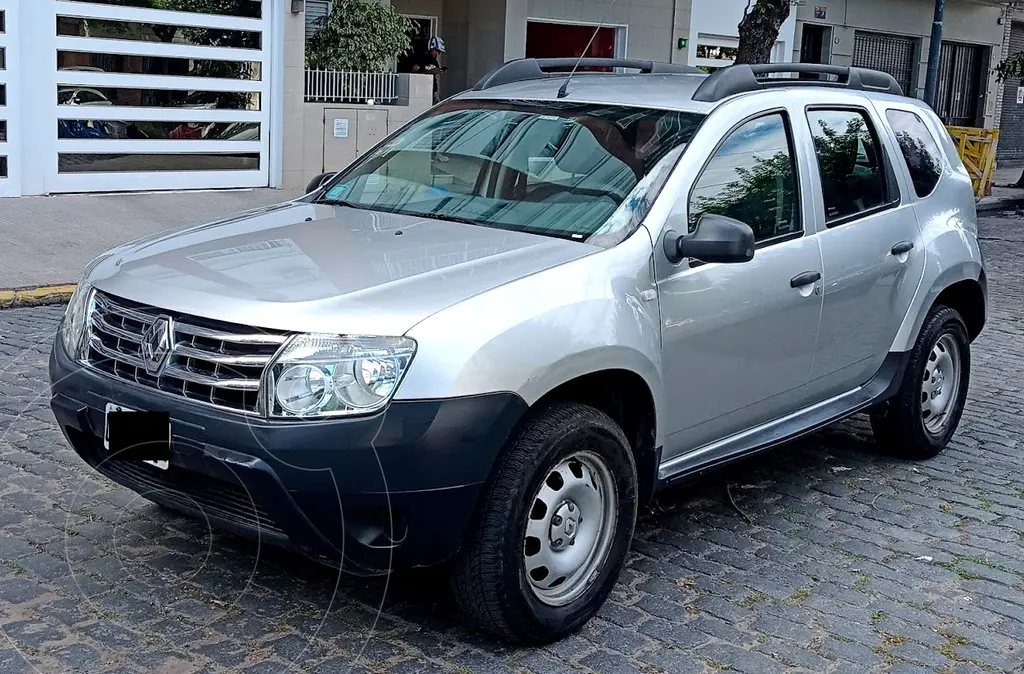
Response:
[892, 130, 942, 195]
[72, 0, 260, 42]
[692, 116, 875, 241]
[165, 0, 262, 94]
[75, 0, 259, 17]
[995, 53, 1024, 83]
[305, 0, 412, 71]
[691, 152, 796, 241]
[809, 116, 865, 184]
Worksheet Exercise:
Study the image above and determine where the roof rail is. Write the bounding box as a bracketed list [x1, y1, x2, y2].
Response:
[691, 63, 904, 103]
[473, 58, 705, 91]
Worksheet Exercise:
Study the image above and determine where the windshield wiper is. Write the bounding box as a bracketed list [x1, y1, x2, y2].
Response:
[316, 197, 375, 210]
[424, 212, 488, 227]
[425, 211, 590, 242]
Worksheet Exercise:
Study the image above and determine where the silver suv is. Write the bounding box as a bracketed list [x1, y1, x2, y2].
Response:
[49, 60, 986, 644]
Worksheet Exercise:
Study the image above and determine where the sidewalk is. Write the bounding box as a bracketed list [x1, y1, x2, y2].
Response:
[0, 188, 304, 290]
[978, 166, 1024, 212]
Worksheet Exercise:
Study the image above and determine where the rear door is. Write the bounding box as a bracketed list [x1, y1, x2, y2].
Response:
[794, 90, 926, 400]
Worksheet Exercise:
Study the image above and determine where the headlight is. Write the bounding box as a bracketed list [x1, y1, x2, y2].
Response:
[267, 334, 416, 418]
[60, 280, 95, 361]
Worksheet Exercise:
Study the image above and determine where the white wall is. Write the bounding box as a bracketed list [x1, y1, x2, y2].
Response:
[688, 0, 797, 68]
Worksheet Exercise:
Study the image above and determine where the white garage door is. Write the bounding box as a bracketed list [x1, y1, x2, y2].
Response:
[0, 0, 19, 197]
[50, 0, 272, 193]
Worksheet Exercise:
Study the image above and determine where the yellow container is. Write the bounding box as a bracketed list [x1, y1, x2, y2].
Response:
[946, 125, 999, 200]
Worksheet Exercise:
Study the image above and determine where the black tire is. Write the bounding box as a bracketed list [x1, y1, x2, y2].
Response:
[450, 402, 637, 645]
[871, 305, 971, 460]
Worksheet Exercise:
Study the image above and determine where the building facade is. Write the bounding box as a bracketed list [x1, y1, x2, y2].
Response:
[0, 0, 1008, 198]
[997, 3, 1024, 168]
[790, 0, 1006, 128]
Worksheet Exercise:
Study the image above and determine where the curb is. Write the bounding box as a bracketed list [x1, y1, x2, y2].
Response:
[0, 284, 77, 310]
[977, 196, 1024, 213]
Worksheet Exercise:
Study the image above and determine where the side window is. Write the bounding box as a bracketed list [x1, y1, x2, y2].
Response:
[688, 112, 800, 243]
[885, 109, 944, 198]
[806, 109, 890, 223]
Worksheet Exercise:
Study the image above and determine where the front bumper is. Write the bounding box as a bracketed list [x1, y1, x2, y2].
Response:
[49, 336, 527, 574]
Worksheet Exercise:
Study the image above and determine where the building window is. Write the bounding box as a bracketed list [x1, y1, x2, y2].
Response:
[696, 44, 738, 61]
[305, 0, 331, 41]
[694, 34, 787, 75]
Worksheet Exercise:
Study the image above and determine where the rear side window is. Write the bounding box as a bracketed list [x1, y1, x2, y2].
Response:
[885, 109, 943, 198]
[806, 109, 890, 224]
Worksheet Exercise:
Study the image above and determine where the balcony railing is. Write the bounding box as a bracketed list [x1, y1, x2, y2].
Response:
[304, 70, 400, 104]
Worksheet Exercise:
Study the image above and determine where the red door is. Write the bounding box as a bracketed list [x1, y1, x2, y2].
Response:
[526, 21, 617, 71]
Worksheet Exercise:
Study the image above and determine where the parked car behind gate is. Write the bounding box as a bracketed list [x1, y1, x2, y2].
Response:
[50, 59, 986, 644]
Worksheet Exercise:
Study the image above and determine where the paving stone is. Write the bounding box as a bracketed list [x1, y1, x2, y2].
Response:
[0, 619, 66, 649]
[2, 214, 1024, 671]
[0, 648, 37, 674]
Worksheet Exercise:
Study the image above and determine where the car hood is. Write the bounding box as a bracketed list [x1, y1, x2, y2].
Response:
[89, 200, 598, 336]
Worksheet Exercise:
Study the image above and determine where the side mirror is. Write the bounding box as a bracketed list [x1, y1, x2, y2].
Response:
[305, 172, 336, 194]
[663, 214, 755, 265]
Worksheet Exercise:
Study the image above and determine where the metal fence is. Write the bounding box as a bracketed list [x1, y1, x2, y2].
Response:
[304, 70, 400, 104]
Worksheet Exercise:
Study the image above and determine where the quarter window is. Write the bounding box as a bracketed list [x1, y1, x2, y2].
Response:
[886, 109, 944, 198]
[807, 109, 889, 223]
[688, 112, 800, 243]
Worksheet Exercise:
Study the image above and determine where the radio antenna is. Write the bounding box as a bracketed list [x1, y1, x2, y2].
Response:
[557, 0, 619, 99]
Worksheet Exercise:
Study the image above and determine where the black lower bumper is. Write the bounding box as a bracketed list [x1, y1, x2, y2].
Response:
[49, 337, 527, 574]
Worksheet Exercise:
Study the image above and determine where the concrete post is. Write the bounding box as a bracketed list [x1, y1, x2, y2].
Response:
[440, 0, 528, 97]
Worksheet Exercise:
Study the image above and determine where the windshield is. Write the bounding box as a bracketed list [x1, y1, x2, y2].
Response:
[315, 100, 705, 245]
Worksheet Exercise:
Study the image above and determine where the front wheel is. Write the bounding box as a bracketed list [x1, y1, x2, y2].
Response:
[871, 305, 971, 460]
[450, 402, 637, 645]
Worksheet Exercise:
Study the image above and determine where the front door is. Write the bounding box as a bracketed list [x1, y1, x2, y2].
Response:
[801, 104, 926, 399]
[656, 109, 824, 458]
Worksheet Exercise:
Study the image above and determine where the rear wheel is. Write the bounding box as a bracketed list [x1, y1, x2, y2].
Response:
[450, 402, 637, 645]
[871, 305, 971, 460]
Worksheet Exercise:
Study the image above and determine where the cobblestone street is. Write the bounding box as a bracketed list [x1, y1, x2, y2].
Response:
[1, 212, 1023, 674]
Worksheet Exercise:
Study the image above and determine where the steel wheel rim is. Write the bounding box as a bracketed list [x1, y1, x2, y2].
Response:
[921, 333, 962, 435]
[523, 450, 618, 607]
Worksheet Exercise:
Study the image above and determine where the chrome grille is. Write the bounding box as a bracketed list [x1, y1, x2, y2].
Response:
[86, 291, 288, 415]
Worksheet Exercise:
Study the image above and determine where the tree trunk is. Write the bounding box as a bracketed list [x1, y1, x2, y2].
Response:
[735, 0, 791, 65]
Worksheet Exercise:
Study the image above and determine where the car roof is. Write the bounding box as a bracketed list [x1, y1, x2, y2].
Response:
[455, 60, 912, 115]
[455, 73, 718, 114]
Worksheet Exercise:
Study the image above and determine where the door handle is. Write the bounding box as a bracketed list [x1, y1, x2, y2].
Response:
[790, 271, 821, 288]
[891, 241, 915, 255]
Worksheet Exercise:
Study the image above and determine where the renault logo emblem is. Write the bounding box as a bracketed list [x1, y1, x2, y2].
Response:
[140, 316, 173, 375]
